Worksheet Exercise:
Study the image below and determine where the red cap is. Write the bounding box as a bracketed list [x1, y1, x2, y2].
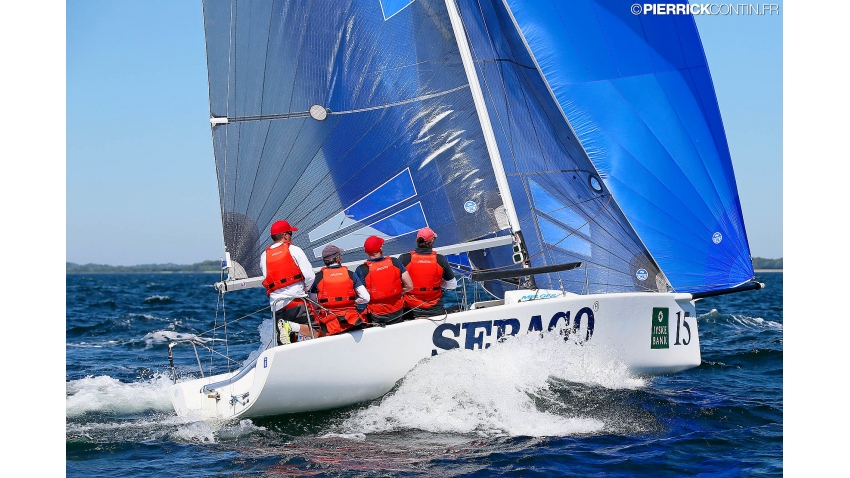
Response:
[416, 227, 437, 242]
[363, 236, 385, 254]
[270, 220, 298, 235]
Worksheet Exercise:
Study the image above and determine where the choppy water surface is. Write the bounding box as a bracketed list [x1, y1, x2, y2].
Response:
[66, 272, 782, 476]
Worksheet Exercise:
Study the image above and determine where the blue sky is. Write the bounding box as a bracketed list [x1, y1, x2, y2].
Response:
[66, 1, 783, 265]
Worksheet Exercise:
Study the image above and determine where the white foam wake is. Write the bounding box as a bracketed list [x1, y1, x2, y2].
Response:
[340, 331, 644, 437]
[66, 374, 175, 417]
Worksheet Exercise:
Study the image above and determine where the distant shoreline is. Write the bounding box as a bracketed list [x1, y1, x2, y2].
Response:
[66, 260, 224, 274]
[68, 257, 782, 276]
[66, 271, 221, 274]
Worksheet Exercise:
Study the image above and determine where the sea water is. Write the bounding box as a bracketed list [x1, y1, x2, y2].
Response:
[66, 272, 782, 476]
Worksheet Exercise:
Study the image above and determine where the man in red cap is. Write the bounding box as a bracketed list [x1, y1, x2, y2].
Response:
[309, 244, 370, 336]
[260, 220, 316, 345]
[399, 227, 457, 319]
[354, 235, 413, 325]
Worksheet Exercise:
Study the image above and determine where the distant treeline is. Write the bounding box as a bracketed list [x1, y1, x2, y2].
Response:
[67, 257, 783, 274]
[66, 260, 223, 274]
[752, 257, 782, 270]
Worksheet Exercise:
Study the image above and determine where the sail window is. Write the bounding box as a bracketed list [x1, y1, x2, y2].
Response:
[311, 203, 427, 258]
[538, 217, 592, 257]
[589, 175, 603, 193]
[368, 202, 428, 236]
[379, 0, 415, 20]
[529, 179, 589, 234]
[309, 169, 417, 242]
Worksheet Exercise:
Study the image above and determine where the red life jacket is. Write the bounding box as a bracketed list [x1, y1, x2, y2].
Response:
[262, 242, 305, 296]
[403, 250, 443, 309]
[364, 257, 403, 316]
[314, 266, 367, 335]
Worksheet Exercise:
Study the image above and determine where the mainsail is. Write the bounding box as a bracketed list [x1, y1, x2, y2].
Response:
[204, 0, 509, 279]
[202, 0, 753, 297]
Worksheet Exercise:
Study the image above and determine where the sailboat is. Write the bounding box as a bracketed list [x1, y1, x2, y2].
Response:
[169, 0, 762, 420]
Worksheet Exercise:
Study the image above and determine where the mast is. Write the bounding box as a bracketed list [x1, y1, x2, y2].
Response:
[443, 0, 520, 234]
[444, 0, 536, 287]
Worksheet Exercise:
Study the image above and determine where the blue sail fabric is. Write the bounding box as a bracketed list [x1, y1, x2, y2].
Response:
[499, 0, 754, 293]
[203, 0, 507, 276]
[457, 0, 667, 295]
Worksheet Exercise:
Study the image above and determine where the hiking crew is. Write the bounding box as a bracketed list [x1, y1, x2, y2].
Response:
[260, 220, 316, 345]
[399, 227, 457, 319]
[355, 235, 413, 325]
[309, 244, 370, 336]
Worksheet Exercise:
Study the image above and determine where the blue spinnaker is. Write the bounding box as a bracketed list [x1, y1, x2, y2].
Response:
[499, 0, 754, 292]
[458, 0, 667, 295]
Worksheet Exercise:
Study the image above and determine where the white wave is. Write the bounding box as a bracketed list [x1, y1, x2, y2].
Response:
[67, 408, 265, 445]
[340, 332, 642, 438]
[143, 330, 215, 346]
[67, 414, 187, 435]
[731, 315, 783, 330]
[66, 374, 175, 417]
[214, 419, 267, 440]
[171, 421, 217, 443]
[698, 309, 782, 330]
[243, 319, 275, 366]
[66, 340, 121, 348]
[144, 295, 170, 302]
[319, 433, 366, 441]
[129, 314, 161, 320]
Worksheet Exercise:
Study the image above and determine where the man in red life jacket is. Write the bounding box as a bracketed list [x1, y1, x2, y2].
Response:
[399, 227, 457, 319]
[309, 244, 371, 336]
[260, 220, 317, 345]
[354, 236, 413, 325]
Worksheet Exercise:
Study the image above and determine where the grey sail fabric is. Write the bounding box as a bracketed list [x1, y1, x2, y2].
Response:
[203, 0, 508, 277]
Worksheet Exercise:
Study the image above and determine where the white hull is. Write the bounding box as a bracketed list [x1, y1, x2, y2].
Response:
[169, 291, 700, 419]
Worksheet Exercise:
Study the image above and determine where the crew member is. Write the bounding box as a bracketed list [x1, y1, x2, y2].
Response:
[355, 236, 413, 325]
[309, 244, 370, 336]
[260, 219, 316, 345]
[399, 227, 457, 319]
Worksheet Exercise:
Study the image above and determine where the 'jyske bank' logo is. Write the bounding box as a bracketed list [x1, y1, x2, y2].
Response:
[650, 307, 669, 349]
